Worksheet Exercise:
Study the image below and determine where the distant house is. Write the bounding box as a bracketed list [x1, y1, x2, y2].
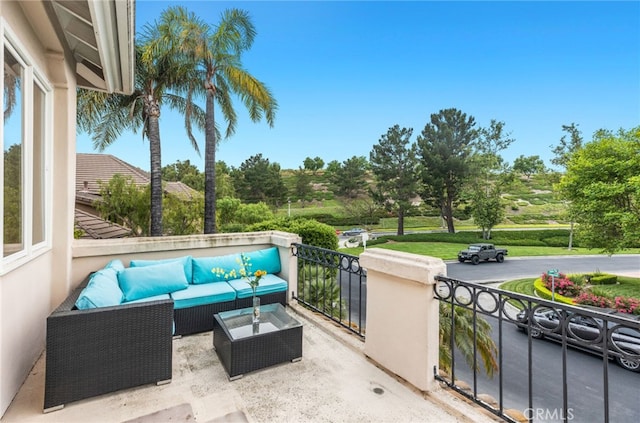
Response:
[75, 153, 202, 238]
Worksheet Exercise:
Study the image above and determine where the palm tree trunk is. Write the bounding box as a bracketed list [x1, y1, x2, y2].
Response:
[148, 113, 163, 236]
[203, 87, 217, 234]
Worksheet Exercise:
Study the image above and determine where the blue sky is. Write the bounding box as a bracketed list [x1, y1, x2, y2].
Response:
[76, 1, 640, 171]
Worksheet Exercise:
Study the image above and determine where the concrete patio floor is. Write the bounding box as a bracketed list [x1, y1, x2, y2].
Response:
[1, 305, 499, 423]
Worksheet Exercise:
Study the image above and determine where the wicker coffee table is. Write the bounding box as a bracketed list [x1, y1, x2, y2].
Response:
[213, 303, 303, 380]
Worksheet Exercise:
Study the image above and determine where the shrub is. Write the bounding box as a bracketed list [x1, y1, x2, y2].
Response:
[590, 274, 618, 285]
[248, 217, 338, 250]
[533, 278, 576, 305]
[613, 296, 640, 315]
[574, 292, 613, 308]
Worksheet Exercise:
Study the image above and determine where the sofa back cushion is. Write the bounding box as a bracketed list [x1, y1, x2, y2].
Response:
[118, 261, 189, 302]
[130, 255, 193, 283]
[192, 253, 242, 284]
[75, 268, 124, 310]
[242, 247, 281, 275]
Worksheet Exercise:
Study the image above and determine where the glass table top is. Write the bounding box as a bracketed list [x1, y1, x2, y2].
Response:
[216, 303, 301, 340]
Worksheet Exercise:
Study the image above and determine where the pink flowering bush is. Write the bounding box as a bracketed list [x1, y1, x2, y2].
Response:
[613, 296, 640, 315]
[574, 292, 613, 308]
[541, 273, 582, 297]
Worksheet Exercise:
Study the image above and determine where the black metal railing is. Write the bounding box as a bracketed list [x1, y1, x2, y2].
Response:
[292, 243, 366, 337]
[434, 275, 640, 423]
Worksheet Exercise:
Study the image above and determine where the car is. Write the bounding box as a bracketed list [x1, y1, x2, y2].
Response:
[516, 307, 640, 372]
[457, 243, 507, 264]
[343, 228, 367, 237]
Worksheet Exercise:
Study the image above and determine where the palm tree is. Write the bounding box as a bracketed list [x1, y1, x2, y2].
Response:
[77, 30, 205, 236]
[157, 6, 277, 233]
[439, 302, 499, 378]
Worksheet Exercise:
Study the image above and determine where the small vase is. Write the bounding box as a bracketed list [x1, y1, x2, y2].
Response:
[252, 295, 260, 324]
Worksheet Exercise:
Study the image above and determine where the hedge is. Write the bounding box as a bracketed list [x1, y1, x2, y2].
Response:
[533, 278, 576, 305]
[589, 274, 618, 285]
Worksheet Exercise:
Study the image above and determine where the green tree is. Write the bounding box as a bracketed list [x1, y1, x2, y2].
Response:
[416, 108, 478, 233]
[342, 198, 383, 226]
[369, 125, 419, 235]
[557, 127, 640, 254]
[95, 175, 150, 236]
[294, 167, 313, 206]
[159, 6, 277, 234]
[215, 161, 235, 199]
[512, 154, 545, 180]
[232, 154, 287, 206]
[235, 202, 274, 224]
[77, 33, 204, 236]
[329, 156, 369, 198]
[162, 159, 204, 191]
[551, 123, 583, 168]
[439, 303, 498, 378]
[325, 160, 341, 175]
[163, 194, 203, 235]
[470, 187, 504, 240]
[467, 120, 514, 238]
[551, 123, 583, 249]
[303, 156, 324, 174]
[216, 197, 242, 226]
[3, 144, 21, 244]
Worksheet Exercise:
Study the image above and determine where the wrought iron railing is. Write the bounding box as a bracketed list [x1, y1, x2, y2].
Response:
[292, 243, 366, 337]
[434, 275, 640, 423]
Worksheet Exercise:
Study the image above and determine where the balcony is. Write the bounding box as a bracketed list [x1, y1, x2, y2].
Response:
[1, 304, 494, 422]
[1, 232, 496, 422]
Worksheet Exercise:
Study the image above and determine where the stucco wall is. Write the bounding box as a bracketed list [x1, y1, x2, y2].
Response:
[0, 1, 74, 417]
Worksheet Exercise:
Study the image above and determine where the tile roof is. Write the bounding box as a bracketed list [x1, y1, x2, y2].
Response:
[76, 153, 149, 194]
[74, 208, 131, 239]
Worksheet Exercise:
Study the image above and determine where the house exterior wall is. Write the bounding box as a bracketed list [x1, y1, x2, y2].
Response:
[0, 1, 75, 416]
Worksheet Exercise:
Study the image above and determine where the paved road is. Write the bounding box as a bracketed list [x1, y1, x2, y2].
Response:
[452, 317, 640, 423]
[447, 255, 640, 283]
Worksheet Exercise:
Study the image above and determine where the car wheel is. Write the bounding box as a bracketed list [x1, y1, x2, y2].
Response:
[496, 253, 504, 263]
[528, 327, 544, 339]
[471, 255, 480, 265]
[616, 356, 640, 372]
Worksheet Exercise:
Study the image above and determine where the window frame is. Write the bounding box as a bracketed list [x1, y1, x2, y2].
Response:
[1, 19, 53, 274]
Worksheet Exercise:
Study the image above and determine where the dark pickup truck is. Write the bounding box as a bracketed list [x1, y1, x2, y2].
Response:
[457, 243, 507, 264]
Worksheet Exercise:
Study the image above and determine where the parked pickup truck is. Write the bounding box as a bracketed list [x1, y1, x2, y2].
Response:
[457, 243, 507, 265]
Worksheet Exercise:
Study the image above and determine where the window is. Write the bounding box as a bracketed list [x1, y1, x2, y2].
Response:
[1, 22, 51, 270]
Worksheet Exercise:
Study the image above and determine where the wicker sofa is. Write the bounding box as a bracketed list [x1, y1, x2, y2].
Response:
[44, 247, 288, 412]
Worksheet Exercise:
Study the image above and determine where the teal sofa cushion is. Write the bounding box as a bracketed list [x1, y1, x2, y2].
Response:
[105, 259, 125, 272]
[170, 282, 236, 309]
[130, 255, 192, 283]
[75, 268, 124, 310]
[227, 273, 288, 299]
[123, 293, 172, 304]
[118, 261, 189, 302]
[192, 253, 242, 284]
[242, 247, 281, 274]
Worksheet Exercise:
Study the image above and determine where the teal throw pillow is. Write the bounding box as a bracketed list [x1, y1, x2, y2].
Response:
[243, 247, 281, 274]
[130, 255, 192, 283]
[118, 261, 189, 302]
[192, 253, 242, 284]
[75, 268, 124, 310]
[105, 259, 125, 272]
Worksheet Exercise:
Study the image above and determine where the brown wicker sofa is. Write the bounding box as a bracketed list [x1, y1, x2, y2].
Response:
[44, 248, 287, 412]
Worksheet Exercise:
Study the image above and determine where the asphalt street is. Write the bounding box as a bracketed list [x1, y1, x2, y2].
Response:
[446, 254, 640, 283]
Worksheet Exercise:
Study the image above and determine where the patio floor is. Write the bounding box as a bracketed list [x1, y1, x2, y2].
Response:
[1, 305, 499, 423]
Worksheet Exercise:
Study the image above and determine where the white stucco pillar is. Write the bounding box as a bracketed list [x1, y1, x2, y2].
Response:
[360, 248, 446, 392]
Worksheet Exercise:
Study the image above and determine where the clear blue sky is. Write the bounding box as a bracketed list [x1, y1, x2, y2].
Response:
[76, 0, 640, 171]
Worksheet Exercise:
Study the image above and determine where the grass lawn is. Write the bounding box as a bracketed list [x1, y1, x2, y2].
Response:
[341, 242, 640, 260]
[499, 275, 640, 306]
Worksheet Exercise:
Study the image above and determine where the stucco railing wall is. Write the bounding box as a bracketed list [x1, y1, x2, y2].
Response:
[71, 231, 302, 302]
[360, 248, 446, 392]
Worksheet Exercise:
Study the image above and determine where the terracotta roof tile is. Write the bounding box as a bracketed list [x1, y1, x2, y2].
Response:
[76, 153, 149, 193]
